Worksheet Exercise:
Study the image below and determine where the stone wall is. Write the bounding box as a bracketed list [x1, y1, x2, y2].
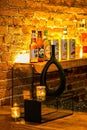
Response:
[0, 0, 87, 105]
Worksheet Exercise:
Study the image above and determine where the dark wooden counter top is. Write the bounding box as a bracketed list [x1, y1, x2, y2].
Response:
[14, 58, 87, 74]
[33, 58, 87, 73]
[0, 106, 87, 130]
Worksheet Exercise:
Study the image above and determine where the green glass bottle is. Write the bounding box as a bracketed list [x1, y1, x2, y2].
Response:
[43, 30, 51, 61]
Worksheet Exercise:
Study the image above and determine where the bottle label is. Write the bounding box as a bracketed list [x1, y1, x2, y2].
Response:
[81, 33, 87, 44]
[61, 39, 67, 60]
[83, 46, 87, 53]
[69, 39, 75, 59]
[38, 46, 44, 58]
[44, 40, 51, 60]
[32, 33, 36, 39]
[31, 49, 38, 59]
[81, 33, 87, 57]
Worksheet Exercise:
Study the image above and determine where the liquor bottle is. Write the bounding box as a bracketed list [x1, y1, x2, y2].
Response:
[80, 19, 87, 58]
[53, 39, 59, 60]
[60, 26, 68, 60]
[74, 20, 82, 59]
[37, 30, 44, 62]
[68, 32, 76, 59]
[43, 30, 51, 61]
[75, 40, 82, 59]
[30, 30, 38, 63]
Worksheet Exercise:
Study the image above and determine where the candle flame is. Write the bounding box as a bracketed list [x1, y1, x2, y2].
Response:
[14, 110, 18, 117]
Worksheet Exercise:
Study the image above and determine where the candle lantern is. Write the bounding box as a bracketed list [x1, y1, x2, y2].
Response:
[36, 86, 46, 101]
[11, 103, 21, 121]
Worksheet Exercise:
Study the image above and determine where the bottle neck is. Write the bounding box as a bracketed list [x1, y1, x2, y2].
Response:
[44, 34, 47, 39]
[31, 31, 36, 42]
[51, 45, 55, 58]
[63, 30, 67, 35]
[44, 30, 48, 39]
[38, 31, 42, 38]
[63, 26, 67, 35]
[31, 38, 36, 43]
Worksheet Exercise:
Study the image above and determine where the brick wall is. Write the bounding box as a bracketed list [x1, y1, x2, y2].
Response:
[0, 0, 87, 105]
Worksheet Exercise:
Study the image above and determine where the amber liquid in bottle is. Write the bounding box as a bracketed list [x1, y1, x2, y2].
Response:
[30, 30, 38, 63]
[43, 30, 51, 61]
[37, 30, 44, 62]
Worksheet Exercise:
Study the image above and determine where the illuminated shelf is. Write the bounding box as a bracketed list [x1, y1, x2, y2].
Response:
[33, 58, 87, 73]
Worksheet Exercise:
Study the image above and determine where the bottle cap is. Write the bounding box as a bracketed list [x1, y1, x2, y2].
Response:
[44, 30, 48, 36]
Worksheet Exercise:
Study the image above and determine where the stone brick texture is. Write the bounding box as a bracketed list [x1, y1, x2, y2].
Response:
[0, 0, 87, 105]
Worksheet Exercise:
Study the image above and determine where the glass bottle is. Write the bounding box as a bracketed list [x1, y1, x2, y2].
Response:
[68, 33, 76, 59]
[61, 26, 68, 60]
[74, 20, 82, 59]
[75, 42, 82, 59]
[80, 19, 87, 58]
[53, 39, 59, 60]
[43, 30, 51, 61]
[30, 30, 38, 63]
[37, 30, 44, 62]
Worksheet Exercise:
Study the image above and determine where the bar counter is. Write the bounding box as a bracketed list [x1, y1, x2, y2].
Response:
[0, 106, 87, 130]
[33, 58, 87, 73]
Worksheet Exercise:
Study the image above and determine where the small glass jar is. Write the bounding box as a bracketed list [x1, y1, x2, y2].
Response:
[11, 103, 21, 121]
[36, 86, 46, 101]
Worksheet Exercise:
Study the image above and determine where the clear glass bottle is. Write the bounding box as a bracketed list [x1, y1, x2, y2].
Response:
[68, 32, 76, 59]
[74, 20, 82, 59]
[43, 30, 51, 61]
[61, 26, 68, 60]
[37, 30, 44, 62]
[30, 30, 38, 63]
[53, 39, 59, 60]
[75, 36, 82, 59]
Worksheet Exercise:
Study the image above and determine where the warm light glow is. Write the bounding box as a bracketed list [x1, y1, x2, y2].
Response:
[36, 86, 46, 101]
[14, 51, 30, 63]
[80, 45, 83, 58]
[11, 107, 21, 119]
